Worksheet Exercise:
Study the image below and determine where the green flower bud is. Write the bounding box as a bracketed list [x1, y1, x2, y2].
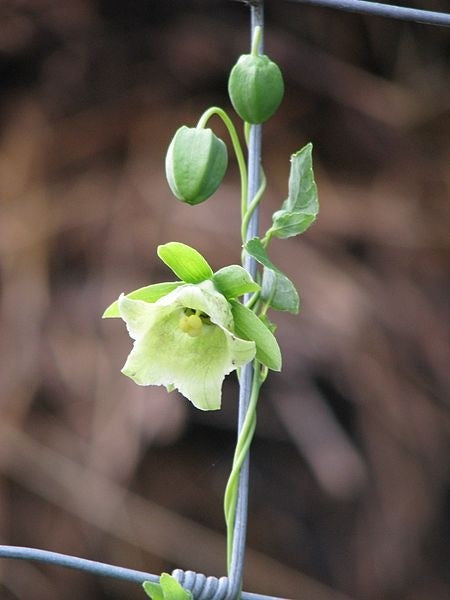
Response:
[228, 54, 284, 124]
[165, 126, 228, 205]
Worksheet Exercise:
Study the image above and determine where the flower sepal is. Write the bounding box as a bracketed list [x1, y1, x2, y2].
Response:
[212, 264, 260, 299]
[230, 300, 281, 371]
[157, 242, 213, 283]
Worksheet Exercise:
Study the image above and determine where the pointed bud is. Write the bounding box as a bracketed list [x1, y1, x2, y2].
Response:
[228, 54, 284, 124]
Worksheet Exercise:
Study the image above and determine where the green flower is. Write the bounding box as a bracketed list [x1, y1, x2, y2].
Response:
[118, 280, 256, 410]
[103, 242, 281, 410]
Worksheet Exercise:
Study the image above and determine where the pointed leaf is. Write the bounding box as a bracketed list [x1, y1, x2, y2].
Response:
[159, 573, 193, 600]
[103, 282, 183, 318]
[269, 211, 315, 239]
[268, 143, 319, 239]
[212, 265, 260, 299]
[285, 143, 319, 214]
[261, 268, 299, 314]
[157, 242, 213, 283]
[143, 581, 164, 600]
[245, 238, 299, 314]
[230, 300, 281, 371]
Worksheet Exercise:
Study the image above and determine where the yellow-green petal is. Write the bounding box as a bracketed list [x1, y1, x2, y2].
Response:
[118, 282, 255, 410]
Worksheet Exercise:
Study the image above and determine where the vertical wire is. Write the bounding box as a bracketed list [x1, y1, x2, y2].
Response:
[227, 2, 264, 599]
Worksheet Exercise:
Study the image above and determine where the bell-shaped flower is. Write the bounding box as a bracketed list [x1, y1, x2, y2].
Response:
[118, 280, 256, 410]
[104, 242, 281, 410]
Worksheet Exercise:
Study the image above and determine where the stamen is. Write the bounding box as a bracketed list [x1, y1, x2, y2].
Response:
[179, 314, 203, 337]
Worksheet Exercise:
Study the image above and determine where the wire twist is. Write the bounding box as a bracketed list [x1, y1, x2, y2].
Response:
[172, 569, 229, 600]
[0, 547, 281, 600]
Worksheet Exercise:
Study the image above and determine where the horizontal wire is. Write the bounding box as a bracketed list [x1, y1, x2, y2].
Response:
[286, 0, 450, 27]
[0, 546, 285, 600]
[0, 546, 159, 584]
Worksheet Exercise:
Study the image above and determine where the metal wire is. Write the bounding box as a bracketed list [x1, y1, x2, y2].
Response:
[0, 546, 158, 585]
[0, 546, 285, 600]
[172, 569, 229, 600]
[286, 0, 450, 27]
[227, 3, 264, 599]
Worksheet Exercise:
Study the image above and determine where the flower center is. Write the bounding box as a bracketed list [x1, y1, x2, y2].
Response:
[179, 303, 215, 338]
[179, 314, 203, 337]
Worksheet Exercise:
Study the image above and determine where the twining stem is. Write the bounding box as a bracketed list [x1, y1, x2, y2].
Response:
[241, 170, 266, 246]
[196, 107, 248, 220]
[224, 361, 262, 569]
[245, 291, 260, 310]
[199, 105, 266, 575]
[260, 230, 273, 248]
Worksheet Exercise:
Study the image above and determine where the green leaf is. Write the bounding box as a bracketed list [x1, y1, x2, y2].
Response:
[269, 211, 315, 239]
[268, 143, 319, 239]
[261, 268, 299, 314]
[143, 581, 164, 600]
[245, 238, 299, 314]
[285, 143, 319, 214]
[212, 265, 260, 299]
[157, 242, 213, 283]
[143, 574, 192, 600]
[230, 300, 281, 371]
[259, 313, 277, 335]
[160, 574, 193, 600]
[102, 282, 183, 318]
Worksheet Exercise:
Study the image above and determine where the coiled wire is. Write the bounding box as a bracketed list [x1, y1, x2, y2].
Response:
[172, 569, 229, 600]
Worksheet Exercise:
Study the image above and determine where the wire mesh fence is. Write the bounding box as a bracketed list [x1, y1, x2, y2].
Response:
[0, 0, 448, 599]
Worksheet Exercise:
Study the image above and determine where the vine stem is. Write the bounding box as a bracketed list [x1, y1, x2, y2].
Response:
[224, 363, 261, 568]
[241, 170, 266, 249]
[196, 107, 248, 220]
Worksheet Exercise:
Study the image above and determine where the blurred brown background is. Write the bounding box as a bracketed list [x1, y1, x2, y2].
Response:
[0, 1, 449, 599]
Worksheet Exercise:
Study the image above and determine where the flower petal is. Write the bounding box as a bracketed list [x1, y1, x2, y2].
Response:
[103, 281, 183, 319]
[118, 294, 171, 340]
